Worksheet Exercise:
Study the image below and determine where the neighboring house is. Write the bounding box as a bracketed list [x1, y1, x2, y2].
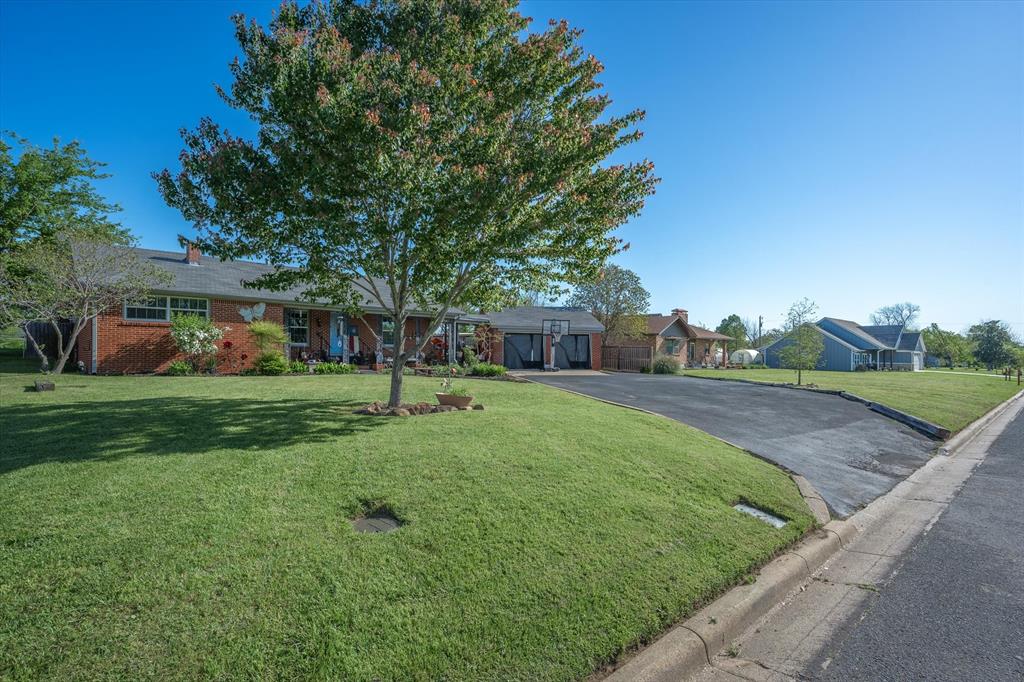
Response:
[761, 317, 927, 372]
[77, 244, 604, 373]
[641, 308, 735, 367]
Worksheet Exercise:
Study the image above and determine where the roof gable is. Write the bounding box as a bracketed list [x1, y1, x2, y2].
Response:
[860, 325, 904, 348]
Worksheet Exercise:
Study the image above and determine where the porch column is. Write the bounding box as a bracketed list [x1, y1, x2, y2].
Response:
[722, 340, 727, 368]
[448, 320, 456, 364]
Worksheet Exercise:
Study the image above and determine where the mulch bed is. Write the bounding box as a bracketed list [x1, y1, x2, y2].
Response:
[354, 400, 485, 417]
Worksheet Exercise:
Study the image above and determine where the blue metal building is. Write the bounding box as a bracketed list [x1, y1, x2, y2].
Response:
[762, 318, 927, 372]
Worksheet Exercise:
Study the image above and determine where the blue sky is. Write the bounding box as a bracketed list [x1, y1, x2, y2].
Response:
[2, 0, 1021, 335]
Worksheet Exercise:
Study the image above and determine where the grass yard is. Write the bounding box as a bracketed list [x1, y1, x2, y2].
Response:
[681, 367, 1021, 432]
[0, 354, 813, 681]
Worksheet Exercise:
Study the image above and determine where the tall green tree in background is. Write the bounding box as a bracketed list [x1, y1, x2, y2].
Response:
[567, 264, 650, 344]
[715, 314, 747, 348]
[921, 323, 970, 368]
[968, 320, 1015, 369]
[156, 0, 657, 407]
[1, 133, 129, 254]
[778, 298, 823, 385]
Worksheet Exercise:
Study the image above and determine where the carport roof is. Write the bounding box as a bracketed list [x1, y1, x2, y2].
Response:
[483, 306, 604, 333]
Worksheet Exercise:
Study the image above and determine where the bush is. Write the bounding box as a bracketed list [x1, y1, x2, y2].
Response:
[461, 347, 478, 366]
[170, 314, 223, 372]
[255, 352, 289, 376]
[166, 360, 194, 376]
[248, 320, 288, 354]
[469, 362, 507, 377]
[314, 361, 356, 374]
[289, 360, 309, 374]
[652, 354, 680, 374]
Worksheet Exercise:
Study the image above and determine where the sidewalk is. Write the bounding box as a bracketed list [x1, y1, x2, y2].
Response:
[691, 394, 1024, 681]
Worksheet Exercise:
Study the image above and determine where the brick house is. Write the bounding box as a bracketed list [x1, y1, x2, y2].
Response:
[77, 244, 603, 373]
[642, 308, 735, 367]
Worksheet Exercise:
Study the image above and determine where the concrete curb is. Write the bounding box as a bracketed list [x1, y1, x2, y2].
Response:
[680, 374, 953, 439]
[604, 521, 857, 682]
[940, 388, 1024, 456]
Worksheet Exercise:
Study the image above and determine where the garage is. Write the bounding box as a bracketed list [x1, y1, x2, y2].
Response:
[554, 334, 591, 369]
[503, 334, 544, 370]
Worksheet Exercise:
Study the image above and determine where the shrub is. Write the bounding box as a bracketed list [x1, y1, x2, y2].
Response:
[255, 351, 289, 376]
[248, 320, 288, 354]
[652, 354, 680, 374]
[166, 360, 194, 376]
[461, 347, 478, 366]
[170, 314, 223, 372]
[287, 360, 308, 374]
[314, 361, 356, 374]
[469, 362, 507, 377]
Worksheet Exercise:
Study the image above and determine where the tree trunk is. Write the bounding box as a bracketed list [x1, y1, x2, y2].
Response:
[21, 323, 49, 372]
[797, 367, 802, 385]
[52, 317, 88, 374]
[387, 315, 408, 407]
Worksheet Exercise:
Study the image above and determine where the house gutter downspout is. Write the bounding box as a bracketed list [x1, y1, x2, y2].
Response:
[91, 317, 98, 374]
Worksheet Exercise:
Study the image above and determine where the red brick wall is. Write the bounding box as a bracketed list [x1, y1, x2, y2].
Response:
[81, 299, 285, 374]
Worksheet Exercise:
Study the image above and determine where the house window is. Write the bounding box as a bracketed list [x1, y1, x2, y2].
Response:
[664, 338, 680, 355]
[687, 340, 696, 361]
[125, 296, 169, 321]
[124, 296, 208, 321]
[381, 316, 395, 347]
[286, 309, 309, 345]
[170, 297, 209, 318]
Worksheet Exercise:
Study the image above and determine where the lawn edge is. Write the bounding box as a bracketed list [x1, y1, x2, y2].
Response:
[598, 387, 1024, 682]
[677, 372, 958, 439]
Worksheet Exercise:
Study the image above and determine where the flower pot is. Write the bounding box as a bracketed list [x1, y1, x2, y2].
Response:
[436, 392, 474, 409]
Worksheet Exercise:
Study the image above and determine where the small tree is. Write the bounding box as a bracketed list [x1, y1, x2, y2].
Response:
[778, 298, 823, 385]
[0, 235, 167, 373]
[156, 1, 657, 406]
[567, 265, 650, 344]
[870, 302, 920, 329]
[170, 313, 224, 372]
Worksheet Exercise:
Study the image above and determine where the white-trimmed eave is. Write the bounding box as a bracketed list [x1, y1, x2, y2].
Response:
[145, 289, 462, 318]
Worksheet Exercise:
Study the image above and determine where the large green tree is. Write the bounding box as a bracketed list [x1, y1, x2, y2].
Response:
[156, 0, 657, 406]
[778, 298, 823, 385]
[715, 314, 747, 348]
[967, 320, 1016, 369]
[921, 323, 970, 368]
[1, 133, 128, 254]
[566, 264, 650, 344]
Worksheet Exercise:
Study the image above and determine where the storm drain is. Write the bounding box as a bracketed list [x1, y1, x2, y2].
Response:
[351, 508, 403, 534]
[733, 503, 787, 529]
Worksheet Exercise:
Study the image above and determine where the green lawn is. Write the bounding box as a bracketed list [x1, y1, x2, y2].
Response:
[681, 367, 1021, 432]
[0, 355, 812, 681]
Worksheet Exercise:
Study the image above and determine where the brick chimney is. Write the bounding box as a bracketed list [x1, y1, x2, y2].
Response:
[185, 242, 201, 265]
[671, 308, 688, 322]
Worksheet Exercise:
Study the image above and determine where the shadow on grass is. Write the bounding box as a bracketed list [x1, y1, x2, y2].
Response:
[0, 396, 382, 474]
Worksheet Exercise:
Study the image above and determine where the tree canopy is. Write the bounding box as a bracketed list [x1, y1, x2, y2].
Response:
[156, 0, 657, 405]
[1, 133, 128, 254]
[967, 320, 1016, 369]
[566, 264, 650, 343]
[921, 323, 970, 368]
[715, 314, 747, 347]
[870, 302, 920, 329]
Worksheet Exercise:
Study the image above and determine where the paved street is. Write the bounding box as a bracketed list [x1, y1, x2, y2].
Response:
[529, 372, 935, 517]
[812, 399, 1024, 681]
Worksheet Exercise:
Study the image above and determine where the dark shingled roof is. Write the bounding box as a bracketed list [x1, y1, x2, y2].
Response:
[108, 246, 460, 316]
[898, 331, 923, 351]
[482, 306, 604, 334]
[860, 325, 903, 348]
[821, 317, 888, 350]
[644, 314, 733, 341]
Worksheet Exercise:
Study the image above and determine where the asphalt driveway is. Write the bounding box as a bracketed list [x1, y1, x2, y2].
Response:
[529, 373, 936, 517]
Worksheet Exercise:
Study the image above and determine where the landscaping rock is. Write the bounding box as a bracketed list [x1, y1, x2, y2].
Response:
[436, 405, 456, 412]
[34, 380, 55, 392]
[459, 406, 471, 411]
[472, 404, 484, 410]
[393, 408, 411, 417]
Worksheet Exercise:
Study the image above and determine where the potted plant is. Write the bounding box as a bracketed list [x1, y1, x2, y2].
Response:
[436, 375, 474, 408]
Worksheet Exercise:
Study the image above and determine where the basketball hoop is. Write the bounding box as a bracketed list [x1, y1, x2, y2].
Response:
[541, 319, 570, 371]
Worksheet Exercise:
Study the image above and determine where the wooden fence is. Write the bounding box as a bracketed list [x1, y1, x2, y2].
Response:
[601, 345, 654, 372]
[21, 320, 77, 362]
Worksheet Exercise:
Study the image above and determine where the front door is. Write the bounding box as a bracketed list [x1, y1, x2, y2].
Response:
[329, 312, 345, 358]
